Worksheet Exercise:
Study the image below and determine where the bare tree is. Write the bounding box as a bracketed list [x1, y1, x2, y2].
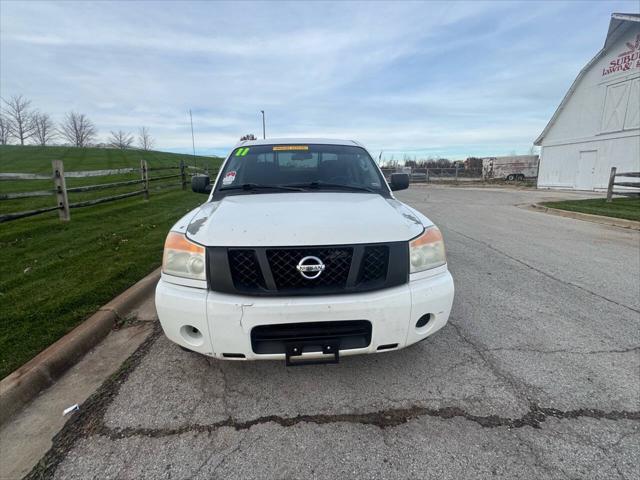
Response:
[0, 114, 10, 145]
[108, 130, 134, 149]
[138, 126, 153, 151]
[32, 112, 57, 146]
[60, 112, 97, 147]
[240, 134, 257, 141]
[3, 95, 36, 145]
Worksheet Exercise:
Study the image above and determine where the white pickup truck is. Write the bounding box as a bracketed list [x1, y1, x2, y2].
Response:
[156, 139, 454, 365]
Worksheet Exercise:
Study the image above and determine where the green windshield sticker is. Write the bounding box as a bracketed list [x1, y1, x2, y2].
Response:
[235, 147, 250, 157]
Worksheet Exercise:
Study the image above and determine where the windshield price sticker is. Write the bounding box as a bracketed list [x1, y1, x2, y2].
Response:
[222, 170, 237, 185]
[273, 145, 309, 151]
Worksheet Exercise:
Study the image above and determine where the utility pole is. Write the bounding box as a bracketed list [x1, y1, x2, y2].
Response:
[260, 110, 266, 139]
[189, 109, 196, 168]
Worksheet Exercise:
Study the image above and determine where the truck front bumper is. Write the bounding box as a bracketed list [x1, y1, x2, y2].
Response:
[155, 268, 454, 361]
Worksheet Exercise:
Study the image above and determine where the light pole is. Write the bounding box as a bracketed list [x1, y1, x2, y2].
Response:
[189, 109, 196, 168]
[260, 110, 266, 139]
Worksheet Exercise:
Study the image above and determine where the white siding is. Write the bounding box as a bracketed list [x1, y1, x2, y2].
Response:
[538, 134, 640, 190]
[538, 25, 640, 190]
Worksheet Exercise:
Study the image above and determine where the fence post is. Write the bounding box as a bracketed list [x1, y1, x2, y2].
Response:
[52, 160, 70, 222]
[606, 167, 616, 203]
[455, 164, 459, 182]
[180, 160, 186, 190]
[426, 168, 430, 183]
[141, 160, 149, 200]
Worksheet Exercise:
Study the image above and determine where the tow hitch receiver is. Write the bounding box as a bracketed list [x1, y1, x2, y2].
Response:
[285, 339, 340, 366]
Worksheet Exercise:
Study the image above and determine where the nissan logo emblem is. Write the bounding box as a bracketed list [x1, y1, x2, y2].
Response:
[296, 256, 325, 279]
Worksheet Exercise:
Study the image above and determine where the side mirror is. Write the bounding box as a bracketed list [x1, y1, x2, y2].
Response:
[191, 174, 212, 194]
[390, 173, 410, 191]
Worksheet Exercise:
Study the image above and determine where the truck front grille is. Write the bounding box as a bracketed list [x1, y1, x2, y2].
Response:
[358, 246, 389, 285]
[208, 242, 408, 296]
[228, 250, 265, 291]
[267, 248, 352, 289]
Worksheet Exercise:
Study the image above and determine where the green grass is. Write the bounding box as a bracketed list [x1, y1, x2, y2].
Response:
[542, 197, 640, 222]
[0, 145, 222, 378]
[0, 145, 220, 214]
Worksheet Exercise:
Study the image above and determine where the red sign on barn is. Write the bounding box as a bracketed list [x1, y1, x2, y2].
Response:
[602, 33, 640, 76]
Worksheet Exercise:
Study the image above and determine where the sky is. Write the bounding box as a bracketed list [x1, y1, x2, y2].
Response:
[1, 0, 638, 160]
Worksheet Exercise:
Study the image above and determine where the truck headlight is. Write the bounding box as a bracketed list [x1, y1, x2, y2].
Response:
[162, 232, 206, 280]
[409, 226, 446, 273]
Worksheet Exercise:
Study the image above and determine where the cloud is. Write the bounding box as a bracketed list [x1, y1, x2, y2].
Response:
[2, 0, 638, 159]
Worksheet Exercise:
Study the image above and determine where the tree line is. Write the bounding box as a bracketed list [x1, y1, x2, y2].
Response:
[0, 94, 154, 150]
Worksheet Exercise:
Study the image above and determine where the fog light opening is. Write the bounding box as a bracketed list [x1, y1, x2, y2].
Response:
[180, 325, 204, 346]
[416, 314, 432, 329]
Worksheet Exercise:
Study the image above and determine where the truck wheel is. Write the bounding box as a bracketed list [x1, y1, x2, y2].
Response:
[506, 174, 514, 181]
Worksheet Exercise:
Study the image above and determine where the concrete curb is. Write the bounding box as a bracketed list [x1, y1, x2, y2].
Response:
[0, 268, 161, 427]
[530, 203, 640, 230]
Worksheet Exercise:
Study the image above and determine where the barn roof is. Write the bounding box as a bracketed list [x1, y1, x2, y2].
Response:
[534, 13, 640, 146]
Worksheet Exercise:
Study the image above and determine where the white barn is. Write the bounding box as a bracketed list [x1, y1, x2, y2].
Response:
[535, 13, 640, 191]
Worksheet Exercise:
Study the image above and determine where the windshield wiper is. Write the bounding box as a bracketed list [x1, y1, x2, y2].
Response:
[283, 181, 377, 193]
[220, 183, 304, 192]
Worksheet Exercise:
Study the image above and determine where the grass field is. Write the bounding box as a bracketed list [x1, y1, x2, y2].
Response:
[0, 145, 220, 215]
[542, 197, 640, 221]
[0, 145, 222, 378]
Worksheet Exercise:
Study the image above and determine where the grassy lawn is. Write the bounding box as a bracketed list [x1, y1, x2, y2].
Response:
[542, 197, 640, 222]
[0, 145, 221, 378]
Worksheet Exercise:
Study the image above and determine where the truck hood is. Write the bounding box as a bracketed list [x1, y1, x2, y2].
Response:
[182, 193, 428, 247]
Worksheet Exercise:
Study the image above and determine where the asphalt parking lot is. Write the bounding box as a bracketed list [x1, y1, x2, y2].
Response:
[28, 186, 639, 480]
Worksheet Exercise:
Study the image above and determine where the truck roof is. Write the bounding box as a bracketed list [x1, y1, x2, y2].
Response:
[235, 138, 362, 147]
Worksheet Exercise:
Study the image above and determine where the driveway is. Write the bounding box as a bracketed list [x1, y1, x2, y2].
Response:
[28, 186, 639, 480]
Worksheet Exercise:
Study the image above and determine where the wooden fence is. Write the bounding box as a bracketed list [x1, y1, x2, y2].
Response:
[606, 167, 640, 202]
[0, 159, 209, 223]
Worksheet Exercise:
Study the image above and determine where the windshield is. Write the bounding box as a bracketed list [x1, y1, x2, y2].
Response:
[213, 144, 388, 197]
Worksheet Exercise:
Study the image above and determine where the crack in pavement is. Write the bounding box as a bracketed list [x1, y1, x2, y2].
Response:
[447, 320, 535, 404]
[205, 432, 258, 480]
[485, 345, 640, 355]
[97, 404, 640, 439]
[213, 358, 232, 419]
[189, 434, 243, 480]
[24, 313, 640, 480]
[446, 227, 640, 315]
[515, 433, 572, 480]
